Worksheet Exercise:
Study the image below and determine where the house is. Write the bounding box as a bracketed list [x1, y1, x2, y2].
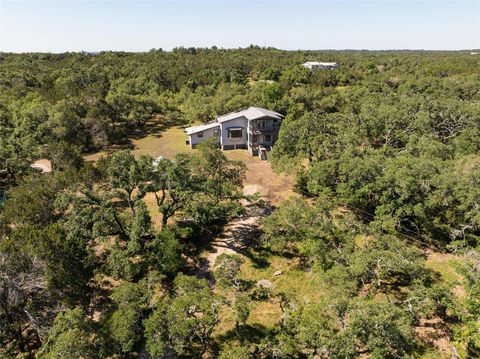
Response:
[185, 107, 284, 159]
[303, 61, 339, 70]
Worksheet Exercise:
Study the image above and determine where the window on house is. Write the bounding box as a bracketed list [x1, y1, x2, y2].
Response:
[252, 135, 258, 143]
[197, 131, 203, 138]
[213, 129, 219, 136]
[228, 129, 243, 139]
[259, 120, 266, 129]
[265, 134, 272, 142]
[273, 119, 278, 125]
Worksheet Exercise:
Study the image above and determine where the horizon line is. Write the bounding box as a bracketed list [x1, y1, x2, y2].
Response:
[2, 48, 479, 54]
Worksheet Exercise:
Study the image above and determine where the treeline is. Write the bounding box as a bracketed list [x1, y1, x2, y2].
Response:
[265, 50, 480, 357]
[2, 48, 478, 187]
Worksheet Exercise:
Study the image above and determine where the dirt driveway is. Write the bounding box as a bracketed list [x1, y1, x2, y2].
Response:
[226, 150, 294, 205]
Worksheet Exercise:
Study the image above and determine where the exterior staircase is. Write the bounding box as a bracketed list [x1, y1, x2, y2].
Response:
[258, 146, 268, 160]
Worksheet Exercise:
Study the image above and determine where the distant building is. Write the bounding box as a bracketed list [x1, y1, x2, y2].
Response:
[471, 52, 479, 55]
[185, 107, 283, 159]
[302, 61, 339, 70]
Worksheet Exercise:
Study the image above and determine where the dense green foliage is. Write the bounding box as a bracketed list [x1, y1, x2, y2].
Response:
[1, 48, 479, 358]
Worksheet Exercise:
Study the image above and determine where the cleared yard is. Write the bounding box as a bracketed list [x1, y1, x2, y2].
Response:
[85, 124, 294, 205]
[130, 126, 194, 159]
[84, 126, 193, 162]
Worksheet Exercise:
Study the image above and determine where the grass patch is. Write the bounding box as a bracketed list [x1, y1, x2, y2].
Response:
[247, 300, 282, 328]
[214, 250, 326, 333]
[144, 192, 163, 227]
[85, 122, 192, 162]
[211, 250, 325, 344]
[240, 252, 324, 302]
[425, 251, 466, 300]
[425, 253, 463, 287]
[131, 126, 193, 159]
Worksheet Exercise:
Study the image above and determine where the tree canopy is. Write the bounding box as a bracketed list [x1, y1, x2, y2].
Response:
[1, 48, 479, 358]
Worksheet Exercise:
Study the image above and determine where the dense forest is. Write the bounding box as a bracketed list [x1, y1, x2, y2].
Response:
[1, 47, 479, 358]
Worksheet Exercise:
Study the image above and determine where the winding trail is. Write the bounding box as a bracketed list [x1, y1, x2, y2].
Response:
[195, 154, 294, 279]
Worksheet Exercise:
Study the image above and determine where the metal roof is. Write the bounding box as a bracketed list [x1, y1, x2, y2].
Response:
[303, 61, 338, 66]
[185, 122, 220, 135]
[217, 107, 283, 123]
[185, 107, 283, 135]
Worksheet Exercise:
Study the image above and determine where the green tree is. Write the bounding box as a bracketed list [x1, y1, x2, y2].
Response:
[187, 138, 246, 228]
[108, 282, 148, 354]
[6, 223, 95, 306]
[454, 251, 480, 357]
[127, 200, 153, 255]
[149, 155, 195, 228]
[219, 344, 251, 359]
[146, 229, 184, 277]
[47, 140, 84, 171]
[107, 244, 140, 281]
[295, 301, 356, 358]
[262, 198, 357, 269]
[37, 308, 101, 359]
[348, 299, 416, 358]
[144, 274, 219, 356]
[3, 171, 73, 226]
[100, 151, 153, 214]
[232, 292, 251, 331]
[143, 300, 169, 358]
[214, 254, 244, 289]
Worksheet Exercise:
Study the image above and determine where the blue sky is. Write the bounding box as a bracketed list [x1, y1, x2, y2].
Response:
[0, 1, 478, 52]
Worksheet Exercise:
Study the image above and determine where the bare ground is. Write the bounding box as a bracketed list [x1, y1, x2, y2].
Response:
[197, 153, 295, 279]
[30, 159, 52, 173]
[415, 317, 454, 357]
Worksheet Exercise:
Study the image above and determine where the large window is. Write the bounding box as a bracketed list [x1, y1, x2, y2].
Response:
[197, 131, 203, 138]
[228, 129, 243, 139]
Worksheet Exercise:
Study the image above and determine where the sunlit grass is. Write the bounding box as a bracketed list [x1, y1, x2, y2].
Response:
[84, 126, 193, 162]
[240, 253, 324, 302]
[131, 126, 193, 159]
[425, 254, 463, 287]
[212, 250, 325, 340]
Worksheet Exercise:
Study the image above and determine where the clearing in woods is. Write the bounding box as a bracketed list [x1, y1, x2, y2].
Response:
[84, 122, 303, 331]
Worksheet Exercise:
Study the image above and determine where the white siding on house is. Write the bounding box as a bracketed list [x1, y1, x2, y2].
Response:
[184, 107, 283, 156]
[220, 116, 248, 148]
[189, 125, 220, 147]
[303, 62, 339, 70]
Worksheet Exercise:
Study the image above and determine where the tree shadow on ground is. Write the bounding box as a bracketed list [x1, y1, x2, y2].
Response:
[214, 323, 271, 347]
[184, 200, 281, 283]
[83, 114, 187, 158]
[128, 114, 186, 140]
